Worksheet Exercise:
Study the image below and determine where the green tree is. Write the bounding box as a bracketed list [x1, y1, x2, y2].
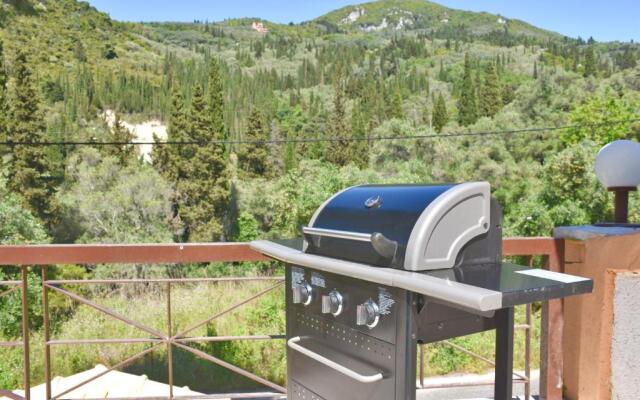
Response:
[479, 62, 502, 118]
[238, 108, 270, 177]
[179, 80, 230, 242]
[106, 113, 135, 165]
[350, 100, 369, 169]
[6, 50, 59, 230]
[0, 40, 7, 146]
[457, 53, 478, 126]
[207, 59, 226, 140]
[583, 46, 597, 77]
[563, 93, 639, 146]
[153, 86, 190, 182]
[432, 93, 448, 133]
[103, 43, 117, 60]
[73, 38, 87, 63]
[620, 47, 636, 69]
[59, 148, 173, 244]
[326, 68, 352, 166]
[388, 82, 404, 119]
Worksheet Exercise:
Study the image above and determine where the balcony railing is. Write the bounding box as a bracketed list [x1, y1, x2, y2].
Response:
[0, 238, 565, 400]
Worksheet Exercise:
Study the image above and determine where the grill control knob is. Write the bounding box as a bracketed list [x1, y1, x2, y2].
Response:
[322, 290, 344, 316]
[292, 283, 313, 306]
[357, 299, 380, 329]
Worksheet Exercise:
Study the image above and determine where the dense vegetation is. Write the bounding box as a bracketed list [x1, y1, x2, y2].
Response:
[0, 0, 639, 392]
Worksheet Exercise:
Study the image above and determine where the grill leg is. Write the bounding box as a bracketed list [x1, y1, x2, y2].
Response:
[494, 307, 514, 400]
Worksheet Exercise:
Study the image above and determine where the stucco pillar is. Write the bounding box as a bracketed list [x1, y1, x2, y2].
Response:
[553, 226, 640, 400]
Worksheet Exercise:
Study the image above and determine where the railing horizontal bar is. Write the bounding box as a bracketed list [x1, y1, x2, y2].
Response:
[0, 280, 21, 286]
[47, 338, 163, 345]
[175, 334, 286, 343]
[0, 286, 20, 298]
[515, 324, 531, 329]
[0, 243, 269, 266]
[46, 277, 284, 285]
[0, 389, 24, 400]
[0, 238, 553, 265]
[503, 237, 560, 256]
[0, 341, 22, 348]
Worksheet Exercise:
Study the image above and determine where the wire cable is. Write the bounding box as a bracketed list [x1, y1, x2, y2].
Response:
[0, 118, 638, 146]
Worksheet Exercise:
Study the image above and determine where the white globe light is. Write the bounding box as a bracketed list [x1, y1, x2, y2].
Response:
[595, 140, 640, 188]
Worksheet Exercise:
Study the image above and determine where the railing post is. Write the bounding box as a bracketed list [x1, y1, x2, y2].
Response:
[524, 256, 533, 400]
[419, 344, 425, 388]
[20, 266, 31, 400]
[525, 303, 532, 399]
[540, 240, 565, 400]
[167, 282, 174, 400]
[42, 266, 52, 400]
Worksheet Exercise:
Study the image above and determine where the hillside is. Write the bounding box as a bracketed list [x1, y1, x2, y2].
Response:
[314, 0, 561, 39]
[0, 0, 161, 71]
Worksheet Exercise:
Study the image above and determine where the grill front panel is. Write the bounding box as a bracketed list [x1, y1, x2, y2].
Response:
[286, 266, 417, 400]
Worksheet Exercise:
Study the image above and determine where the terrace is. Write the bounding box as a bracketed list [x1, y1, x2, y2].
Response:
[0, 237, 564, 400]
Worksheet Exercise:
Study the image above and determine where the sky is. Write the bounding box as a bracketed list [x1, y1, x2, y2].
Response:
[86, 0, 639, 42]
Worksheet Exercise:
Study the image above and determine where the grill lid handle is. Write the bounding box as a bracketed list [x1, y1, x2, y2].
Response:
[302, 226, 371, 242]
[302, 226, 398, 260]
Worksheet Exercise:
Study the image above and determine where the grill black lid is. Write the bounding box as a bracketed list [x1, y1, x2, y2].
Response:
[303, 182, 493, 271]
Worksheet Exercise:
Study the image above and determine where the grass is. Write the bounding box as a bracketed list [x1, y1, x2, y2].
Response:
[0, 279, 540, 392]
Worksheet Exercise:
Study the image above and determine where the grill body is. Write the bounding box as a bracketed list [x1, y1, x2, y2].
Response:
[251, 181, 593, 400]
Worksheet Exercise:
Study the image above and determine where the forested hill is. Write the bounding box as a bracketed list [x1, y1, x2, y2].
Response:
[314, 0, 560, 39]
[0, 0, 639, 248]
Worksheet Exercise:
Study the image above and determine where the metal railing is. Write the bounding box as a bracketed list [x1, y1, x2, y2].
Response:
[0, 238, 565, 400]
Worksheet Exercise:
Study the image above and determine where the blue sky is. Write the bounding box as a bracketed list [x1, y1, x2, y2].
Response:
[86, 0, 639, 42]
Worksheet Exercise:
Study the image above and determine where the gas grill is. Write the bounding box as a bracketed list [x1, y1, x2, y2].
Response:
[250, 182, 593, 400]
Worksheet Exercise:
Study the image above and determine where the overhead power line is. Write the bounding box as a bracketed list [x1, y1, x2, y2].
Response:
[0, 118, 638, 147]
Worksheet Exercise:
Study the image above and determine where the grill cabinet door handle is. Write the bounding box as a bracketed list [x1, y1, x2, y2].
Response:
[287, 336, 384, 383]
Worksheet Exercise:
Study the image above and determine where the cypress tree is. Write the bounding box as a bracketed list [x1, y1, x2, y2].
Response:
[326, 68, 352, 166]
[268, 120, 285, 176]
[6, 50, 59, 229]
[238, 107, 269, 177]
[207, 59, 226, 140]
[0, 40, 8, 146]
[74, 38, 87, 63]
[479, 62, 502, 118]
[583, 47, 597, 77]
[350, 100, 369, 169]
[153, 87, 191, 182]
[432, 93, 448, 133]
[106, 113, 135, 165]
[179, 77, 230, 242]
[388, 82, 404, 119]
[621, 47, 636, 69]
[438, 59, 446, 81]
[533, 61, 538, 79]
[457, 53, 478, 126]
